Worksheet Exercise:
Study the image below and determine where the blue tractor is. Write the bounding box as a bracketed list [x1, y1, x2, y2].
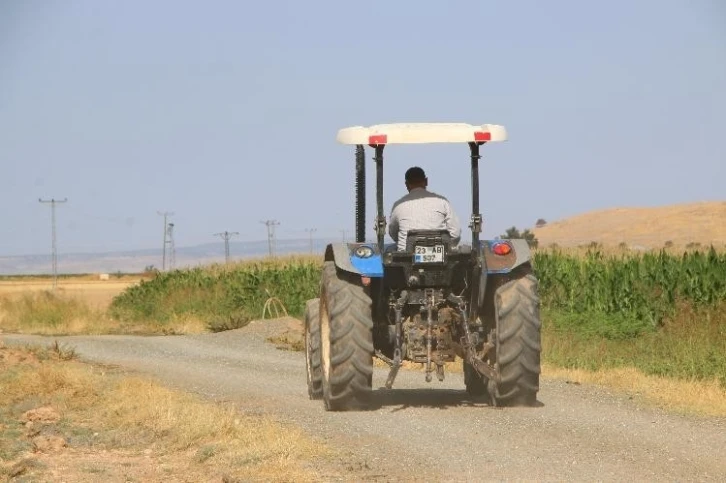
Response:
[304, 123, 541, 411]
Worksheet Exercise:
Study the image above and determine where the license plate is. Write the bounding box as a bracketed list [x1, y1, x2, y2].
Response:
[414, 245, 444, 263]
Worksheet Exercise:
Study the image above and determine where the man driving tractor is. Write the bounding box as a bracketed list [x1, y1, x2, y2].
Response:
[388, 166, 462, 251]
[306, 123, 541, 411]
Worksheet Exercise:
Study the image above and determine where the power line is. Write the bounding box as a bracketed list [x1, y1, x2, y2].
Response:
[214, 231, 239, 264]
[38, 197, 68, 289]
[305, 228, 317, 254]
[157, 211, 174, 271]
[260, 220, 280, 257]
[167, 222, 176, 270]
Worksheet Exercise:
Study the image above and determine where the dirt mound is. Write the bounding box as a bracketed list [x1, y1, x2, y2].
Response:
[244, 316, 303, 338]
[21, 407, 60, 424]
[533, 201, 726, 249]
[235, 317, 305, 351]
[0, 345, 41, 366]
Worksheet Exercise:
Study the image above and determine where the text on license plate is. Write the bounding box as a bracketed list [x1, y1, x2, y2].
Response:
[414, 245, 444, 263]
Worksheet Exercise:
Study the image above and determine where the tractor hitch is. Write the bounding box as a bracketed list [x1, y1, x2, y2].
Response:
[458, 299, 500, 383]
[376, 291, 407, 389]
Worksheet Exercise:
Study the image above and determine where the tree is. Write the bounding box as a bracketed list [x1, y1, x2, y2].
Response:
[502, 226, 521, 239]
[499, 226, 539, 249]
[521, 229, 539, 248]
[535, 218, 547, 228]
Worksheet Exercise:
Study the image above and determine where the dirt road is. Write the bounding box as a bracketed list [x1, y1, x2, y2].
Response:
[3, 320, 725, 482]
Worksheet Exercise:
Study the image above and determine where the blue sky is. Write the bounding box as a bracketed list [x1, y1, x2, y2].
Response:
[1, 0, 724, 257]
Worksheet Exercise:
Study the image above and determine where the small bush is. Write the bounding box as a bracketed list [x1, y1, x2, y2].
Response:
[109, 257, 321, 329]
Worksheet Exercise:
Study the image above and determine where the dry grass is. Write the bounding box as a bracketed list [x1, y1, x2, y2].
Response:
[542, 363, 726, 418]
[0, 277, 139, 336]
[533, 200, 726, 249]
[0, 291, 105, 335]
[98, 377, 325, 480]
[0, 278, 144, 309]
[0, 274, 146, 283]
[0, 290, 209, 336]
[0, 342, 328, 482]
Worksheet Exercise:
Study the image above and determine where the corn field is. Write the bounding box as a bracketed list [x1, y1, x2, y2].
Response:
[111, 249, 725, 330]
[533, 247, 726, 328]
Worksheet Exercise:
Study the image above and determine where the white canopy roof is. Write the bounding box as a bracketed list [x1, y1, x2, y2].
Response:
[337, 123, 507, 145]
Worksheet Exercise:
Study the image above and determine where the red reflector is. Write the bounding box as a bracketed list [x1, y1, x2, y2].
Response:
[492, 242, 512, 256]
[474, 131, 491, 142]
[361, 276, 371, 286]
[368, 134, 387, 145]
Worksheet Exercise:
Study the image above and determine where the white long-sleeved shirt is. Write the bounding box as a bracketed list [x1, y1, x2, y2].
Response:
[388, 187, 461, 251]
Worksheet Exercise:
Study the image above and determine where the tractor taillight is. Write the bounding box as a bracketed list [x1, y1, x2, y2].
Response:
[492, 242, 512, 256]
[474, 131, 491, 142]
[368, 134, 387, 145]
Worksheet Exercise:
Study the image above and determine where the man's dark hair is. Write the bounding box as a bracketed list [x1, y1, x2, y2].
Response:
[405, 166, 426, 183]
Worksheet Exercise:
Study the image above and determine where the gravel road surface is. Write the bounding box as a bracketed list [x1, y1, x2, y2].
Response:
[3, 320, 725, 482]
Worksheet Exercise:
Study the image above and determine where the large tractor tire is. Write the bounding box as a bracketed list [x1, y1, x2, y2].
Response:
[492, 274, 541, 406]
[319, 261, 374, 411]
[304, 298, 323, 400]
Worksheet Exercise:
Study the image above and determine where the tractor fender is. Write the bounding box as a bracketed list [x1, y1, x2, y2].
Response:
[481, 239, 532, 274]
[477, 239, 534, 319]
[324, 243, 384, 278]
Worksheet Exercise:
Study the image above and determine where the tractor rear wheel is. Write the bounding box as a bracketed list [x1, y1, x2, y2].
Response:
[304, 298, 323, 400]
[319, 261, 374, 411]
[492, 274, 541, 406]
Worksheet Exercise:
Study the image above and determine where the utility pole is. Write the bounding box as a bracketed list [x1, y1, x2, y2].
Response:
[214, 231, 239, 264]
[340, 229, 348, 243]
[305, 228, 317, 254]
[157, 211, 174, 271]
[38, 197, 67, 289]
[167, 222, 176, 270]
[261, 220, 280, 257]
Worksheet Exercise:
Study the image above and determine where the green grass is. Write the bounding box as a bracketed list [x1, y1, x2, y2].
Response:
[536, 247, 726, 387]
[109, 257, 320, 328]
[543, 304, 726, 386]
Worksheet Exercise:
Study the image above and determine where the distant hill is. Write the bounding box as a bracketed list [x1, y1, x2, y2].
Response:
[0, 238, 331, 275]
[5, 201, 725, 274]
[533, 201, 726, 249]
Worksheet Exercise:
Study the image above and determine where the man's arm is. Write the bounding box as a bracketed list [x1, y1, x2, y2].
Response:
[444, 200, 461, 245]
[388, 206, 399, 243]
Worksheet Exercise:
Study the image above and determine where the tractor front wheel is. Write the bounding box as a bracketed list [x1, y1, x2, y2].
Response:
[304, 298, 323, 400]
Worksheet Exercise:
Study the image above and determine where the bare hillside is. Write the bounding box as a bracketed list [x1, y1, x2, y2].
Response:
[533, 201, 726, 249]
